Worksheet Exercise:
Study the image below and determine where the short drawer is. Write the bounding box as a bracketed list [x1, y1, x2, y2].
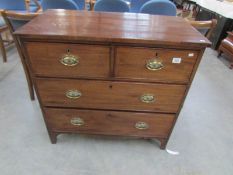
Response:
[36, 79, 186, 113]
[115, 47, 198, 83]
[26, 42, 110, 78]
[45, 108, 175, 138]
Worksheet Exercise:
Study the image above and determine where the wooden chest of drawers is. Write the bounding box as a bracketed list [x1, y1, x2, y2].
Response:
[15, 10, 210, 149]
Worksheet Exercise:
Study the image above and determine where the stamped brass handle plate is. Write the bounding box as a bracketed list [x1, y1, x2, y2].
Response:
[135, 122, 149, 130]
[140, 94, 155, 103]
[60, 54, 79, 66]
[70, 117, 85, 126]
[66, 90, 82, 99]
[146, 59, 164, 71]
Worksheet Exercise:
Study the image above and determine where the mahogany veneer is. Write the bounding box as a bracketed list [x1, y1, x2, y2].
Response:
[36, 78, 186, 113]
[15, 10, 210, 149]
[45, 108, 175, 138]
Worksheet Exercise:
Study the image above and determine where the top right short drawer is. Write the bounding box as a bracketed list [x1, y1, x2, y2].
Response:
[115, 47, 198, 83]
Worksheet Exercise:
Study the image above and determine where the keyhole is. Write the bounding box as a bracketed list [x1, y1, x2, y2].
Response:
[155, 52, 158, 57]
[109, 85, 113, 89]
[67, 49, 70, 53]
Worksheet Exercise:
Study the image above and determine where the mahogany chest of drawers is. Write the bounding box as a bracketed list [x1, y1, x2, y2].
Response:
[15, 10, 210, 149]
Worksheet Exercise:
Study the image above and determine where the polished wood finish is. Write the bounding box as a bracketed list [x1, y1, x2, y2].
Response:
[15, 10, 210, 48]
[26, 42, 110, 78]
[1, 11, 39, 100]
[36, 78, 186, 113]
[218, 32, 233, 69]
[45, 108, 175, 138]
[15, 10, 209, 149]
[115, 47, 198, 83]
[195, 6, 233, 50]
[187, 19, 217, 39]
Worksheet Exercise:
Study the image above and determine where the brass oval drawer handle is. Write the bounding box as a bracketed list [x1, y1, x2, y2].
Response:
[70, 117, 85, 126]
[60, 54, 79, 66]
[146, 59, 164, 71]
[66, 89, 82, 99]
[140, 94, 155, 103]
[135, 122, 149, 130]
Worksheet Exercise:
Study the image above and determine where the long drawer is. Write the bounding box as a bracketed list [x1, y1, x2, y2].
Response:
[36, 79, 186, 113]
[45, 108, 175, 138]
[26, 42, 110, 78]
[115, 47, 198, 83]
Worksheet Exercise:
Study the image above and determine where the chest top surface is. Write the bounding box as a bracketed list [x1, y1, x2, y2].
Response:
[15, 10, 210, 47]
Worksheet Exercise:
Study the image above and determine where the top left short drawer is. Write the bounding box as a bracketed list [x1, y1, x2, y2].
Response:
[25, 42, 110, 78]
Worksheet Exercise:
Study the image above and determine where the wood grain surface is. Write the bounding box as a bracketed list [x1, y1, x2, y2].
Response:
[26, 42, 110, 78]
[45, 108, 175, 138]
[15, 10, 211, 48]
[115, 46, 198, 83]
[36, 78, 186, 113]
[15, 10, 209, 149]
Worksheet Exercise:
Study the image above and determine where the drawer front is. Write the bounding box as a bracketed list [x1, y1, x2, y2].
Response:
[45, 108, 175, 138]
[36, 79, 186, 113]
[115, 47, 198, 83]
[26, 42, 110, 78]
